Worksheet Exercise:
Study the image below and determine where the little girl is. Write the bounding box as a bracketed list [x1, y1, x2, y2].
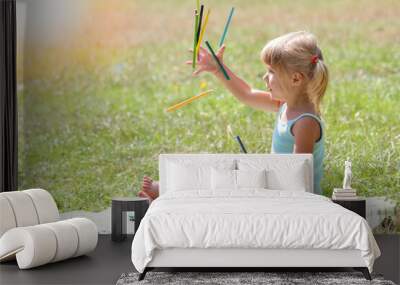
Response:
[139, 31, 328, 199]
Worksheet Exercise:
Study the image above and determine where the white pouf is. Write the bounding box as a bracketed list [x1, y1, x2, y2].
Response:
[0, 189, 98, 269]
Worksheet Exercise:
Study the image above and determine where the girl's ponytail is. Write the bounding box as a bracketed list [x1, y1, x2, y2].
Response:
[307, 53, 329, 116]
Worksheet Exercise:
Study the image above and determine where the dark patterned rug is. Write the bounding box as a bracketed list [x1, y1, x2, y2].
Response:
[116, 271, 396, 285]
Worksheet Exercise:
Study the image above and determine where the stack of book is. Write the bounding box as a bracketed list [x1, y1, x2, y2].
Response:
[332, 188, 359, 200]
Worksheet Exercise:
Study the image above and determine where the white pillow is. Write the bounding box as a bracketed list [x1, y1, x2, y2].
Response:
[165, 158, 236, 193]
[238, 159, 309, 192]
[266, 161, 308, 191]
[167, 162, 211, 191]
[211, 168, 236, 190]
[236, 169, 268, 189]
[211, 168, 268, 191]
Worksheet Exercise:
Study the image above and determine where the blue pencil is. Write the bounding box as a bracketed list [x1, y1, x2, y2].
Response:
[205, 41, 230, 80]
[219, 7, 235, 47]
[235, 135, 248, 153]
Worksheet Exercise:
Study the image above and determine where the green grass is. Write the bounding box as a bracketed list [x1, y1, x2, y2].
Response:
[17, 0, 399, 214]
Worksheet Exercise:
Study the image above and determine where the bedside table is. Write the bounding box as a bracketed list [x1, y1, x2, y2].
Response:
[332, 198, 366, 218]
[111, 197, 149, 242]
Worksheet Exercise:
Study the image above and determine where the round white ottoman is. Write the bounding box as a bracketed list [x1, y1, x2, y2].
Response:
[0, 217, 98, 269]
[0, 189, 98, 269]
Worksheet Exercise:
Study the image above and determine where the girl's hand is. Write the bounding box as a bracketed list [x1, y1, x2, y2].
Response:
[186, 45, 226, 76]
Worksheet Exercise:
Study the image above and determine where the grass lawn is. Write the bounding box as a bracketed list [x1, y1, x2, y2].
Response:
[18, 0, 399, 216]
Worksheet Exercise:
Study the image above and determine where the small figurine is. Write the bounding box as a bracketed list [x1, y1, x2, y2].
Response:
[342, 158, 352, 189]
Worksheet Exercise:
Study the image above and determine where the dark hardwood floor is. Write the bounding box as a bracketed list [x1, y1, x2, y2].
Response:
[0, 235, 134, 285]
[1, 234, 398, 285]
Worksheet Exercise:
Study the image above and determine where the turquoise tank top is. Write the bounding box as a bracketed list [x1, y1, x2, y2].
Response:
[271, 103, 325, 195]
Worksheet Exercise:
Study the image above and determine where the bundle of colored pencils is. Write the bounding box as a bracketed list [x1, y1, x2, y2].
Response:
[192, 2, 234, 81]
[166, 3, 236, 113]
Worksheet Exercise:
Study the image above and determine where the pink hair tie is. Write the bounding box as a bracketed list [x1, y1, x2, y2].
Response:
[311, 55, 319, 64]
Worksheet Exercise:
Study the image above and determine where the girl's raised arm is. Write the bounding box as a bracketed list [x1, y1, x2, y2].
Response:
[187, 45, 283, 113]
[213, 64, 283, 113]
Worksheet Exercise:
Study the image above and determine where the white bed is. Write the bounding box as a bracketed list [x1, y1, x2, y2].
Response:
[131, 154, 380, 281]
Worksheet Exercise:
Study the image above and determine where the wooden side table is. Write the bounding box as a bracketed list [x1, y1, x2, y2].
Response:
[332, 198, 366, 218]
[111, 197, 149, 242]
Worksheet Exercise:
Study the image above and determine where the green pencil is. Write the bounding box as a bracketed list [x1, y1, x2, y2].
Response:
[219, 7, 235, 47]
[205, 41, 230, 80]
[192, 10, 199, 69]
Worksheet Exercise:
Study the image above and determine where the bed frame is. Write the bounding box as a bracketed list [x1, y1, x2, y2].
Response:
[138, 154, 372, 281]
[140, 248, 371, 280]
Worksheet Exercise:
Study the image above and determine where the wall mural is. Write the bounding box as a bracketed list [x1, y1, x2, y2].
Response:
[17, 0, 399, 234]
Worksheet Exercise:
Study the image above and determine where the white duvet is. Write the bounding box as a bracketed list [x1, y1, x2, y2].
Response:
[131, 190, 380, 273]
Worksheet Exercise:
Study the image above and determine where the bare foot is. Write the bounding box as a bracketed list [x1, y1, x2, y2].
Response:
[140, 176, 159, 201]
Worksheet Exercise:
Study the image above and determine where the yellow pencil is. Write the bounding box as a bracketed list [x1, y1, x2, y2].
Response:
[167, 89, 214, 112]
[195, 8, 210, 60]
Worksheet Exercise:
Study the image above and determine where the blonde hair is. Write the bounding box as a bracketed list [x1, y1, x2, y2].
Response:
[260, 31, 329, 115]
